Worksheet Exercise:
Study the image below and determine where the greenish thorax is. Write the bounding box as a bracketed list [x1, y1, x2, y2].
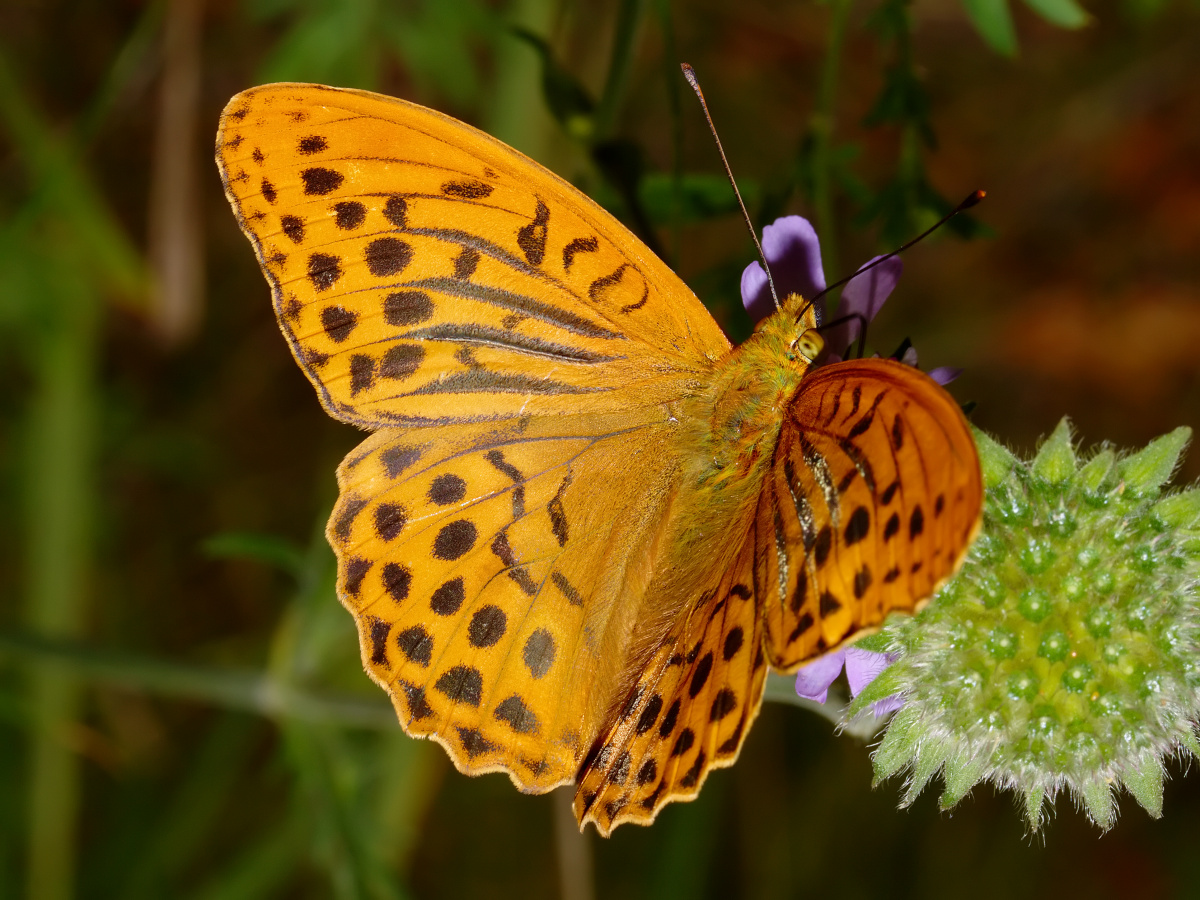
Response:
[684, 292, 824, 493]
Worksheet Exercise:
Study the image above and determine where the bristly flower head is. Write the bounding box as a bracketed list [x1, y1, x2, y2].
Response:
[851, 419, 1200, 831]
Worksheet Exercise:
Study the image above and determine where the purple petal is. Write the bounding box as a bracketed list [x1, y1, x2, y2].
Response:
[845, 648, 905, 718]
[740, 261, 776, 323]
[825, 255, 903, 357]
[741, 216, 826, 323]
[928, 366, 962, 385]
[870, 694, 907, 717]
[844, 647, 896, 696]
[794, 650, 846, 704]
[899, 345, 919, 367]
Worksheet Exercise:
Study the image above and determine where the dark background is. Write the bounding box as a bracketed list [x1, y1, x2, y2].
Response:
[1, 0, 1199, 897]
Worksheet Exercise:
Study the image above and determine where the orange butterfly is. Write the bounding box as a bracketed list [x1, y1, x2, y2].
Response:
[216, 83, 982, 834]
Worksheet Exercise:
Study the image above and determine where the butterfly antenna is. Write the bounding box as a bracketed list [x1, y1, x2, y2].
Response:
[682, 63, 781, 312]
[802, 190, 985, 357]
[809, 190, 986, 308]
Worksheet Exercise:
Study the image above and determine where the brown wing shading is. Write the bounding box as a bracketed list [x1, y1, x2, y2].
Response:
[215, 83, 729, 430]
[573, 530, 765, 835]
[757, 358, 982, 669]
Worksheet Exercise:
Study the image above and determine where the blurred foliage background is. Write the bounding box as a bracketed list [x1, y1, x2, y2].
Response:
[1, 0, 1199, 897]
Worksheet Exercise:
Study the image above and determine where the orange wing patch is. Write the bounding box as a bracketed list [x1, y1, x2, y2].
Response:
[574, 530, 766, 835]
[757, 359, 983, 669]
[331, 411, 685, 792]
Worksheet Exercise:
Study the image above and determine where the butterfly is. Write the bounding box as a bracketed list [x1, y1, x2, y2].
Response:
[216, 83, 982, 835]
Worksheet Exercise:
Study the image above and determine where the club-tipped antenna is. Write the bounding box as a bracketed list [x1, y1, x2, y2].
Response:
[682, 63, 781, 312]
[808, 190, 986, 307]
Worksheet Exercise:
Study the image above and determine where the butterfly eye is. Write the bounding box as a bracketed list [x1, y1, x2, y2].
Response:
[794, 330, 825, 360]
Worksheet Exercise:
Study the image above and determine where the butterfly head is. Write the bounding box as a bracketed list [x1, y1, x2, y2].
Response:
[752, 291, 825, 366]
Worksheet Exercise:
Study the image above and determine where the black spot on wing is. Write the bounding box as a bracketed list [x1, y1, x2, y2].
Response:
[333, 200, 365, 229]
[384, 290, 435, 326]
[396, 625, 432, 665]
[442, 179, 493, 199]
[301, 167, 343, 195]
[562, 236, 598, 271]
[298, 134, 327, 155]
[517, 200, 550, 265]
[494, 695, 539, 734]
[435, 665, 483, 706]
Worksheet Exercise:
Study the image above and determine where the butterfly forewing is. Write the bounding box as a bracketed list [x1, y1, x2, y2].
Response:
[758, 358, 983, 668]
[216, 84, 728, 429]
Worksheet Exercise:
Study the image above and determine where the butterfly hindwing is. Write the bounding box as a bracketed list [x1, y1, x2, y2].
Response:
[332, 410, 686, 790]
[216, 84, 729, 430]
[757, 358, 983, 668]
[573, 529, 766, 835]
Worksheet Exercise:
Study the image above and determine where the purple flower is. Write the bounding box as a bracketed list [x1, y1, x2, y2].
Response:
[794, 646, 905, 717]
[740, 215, 960, 384]
[740, 216, 826, 322]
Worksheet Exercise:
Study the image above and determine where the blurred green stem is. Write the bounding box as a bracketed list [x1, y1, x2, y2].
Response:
[593, 0, 646, 139]
[23, 278, 99, 900]
[0, 632, 399, 729]
[489, 0, 559, 158]
[652, 0, 683, 266]
[811, 0, 852, 279]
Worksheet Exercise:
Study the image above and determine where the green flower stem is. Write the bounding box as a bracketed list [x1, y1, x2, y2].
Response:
[22, 283, 97, 900]
[0, 632, 398, 730]
[593, 0, 647, 141]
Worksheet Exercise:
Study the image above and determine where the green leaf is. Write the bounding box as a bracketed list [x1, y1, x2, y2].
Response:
[939, 747, 987, 808]
[1021, 0, 1091, 28]
[1119, 427, 1191, 493]
[902, 748, 944, 807]
[872, 705, 921, 782]
[1081, 778, 1115, 829]
[511, 26, 595, 140]
[958, 0, 1019, 56]
[1032, 418, 1076, 483]
[1153, 489, 1200, 529]
[972, 427, 1017, 488]
[1023, 784, 1045, 830]
[638, 173, 761, 225]
[1123, 757, 1164, 818]
[1079, 449, 1116, 492]
[203, 531, 306, 580]
[845, 664, 905, 719]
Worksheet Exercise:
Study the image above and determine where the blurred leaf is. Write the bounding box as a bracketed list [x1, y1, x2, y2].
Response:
[385, 0, 493, 106]
[0, 50, 150, 308]
[284, 724, 408, 900]
[255, 0, 384, 89]
[511, 26, 596, 140]
[1022, 0, 1091, 27]
[123, 715, 261, 900]
[958, 0, 1019, 56]
[593, 0, 648, 139]
[863, 64, 935, 147]
[591, 138, 664, 259]
[638, 173, 761, 225]
[187, 813, 310, 900]
[203, 531, 306, 581]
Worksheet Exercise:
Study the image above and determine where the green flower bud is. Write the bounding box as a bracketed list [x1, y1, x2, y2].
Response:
[857, 419, 1200, 832]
